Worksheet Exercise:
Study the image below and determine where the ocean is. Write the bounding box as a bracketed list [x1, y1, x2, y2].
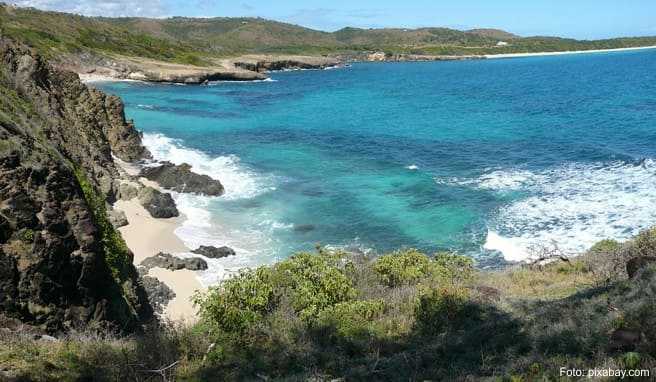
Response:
[98, 48, 656, 285]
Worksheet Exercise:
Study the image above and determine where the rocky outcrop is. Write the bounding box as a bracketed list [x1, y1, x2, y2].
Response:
[0, 38, 152, 333]
[108, 209, 129, 229]
[140, 253, 208, 271]
[115, 181, 142, 201]
[141, 276, 175, 315]
[140, 162, 224, 196]
[137, 187, 179, 219]
[191, 245, 236, 259]
[65, 54, 267, 84]
[627, 256, 656, 279]
[234, 56, 341, 73]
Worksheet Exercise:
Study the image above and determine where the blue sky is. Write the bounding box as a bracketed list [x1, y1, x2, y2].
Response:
[13, 0, 656, 39]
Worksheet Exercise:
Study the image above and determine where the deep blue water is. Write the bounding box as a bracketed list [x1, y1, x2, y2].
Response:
[98, 49, 656, 281]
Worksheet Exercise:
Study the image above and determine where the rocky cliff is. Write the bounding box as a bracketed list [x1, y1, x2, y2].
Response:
[0, 38, 152, 333]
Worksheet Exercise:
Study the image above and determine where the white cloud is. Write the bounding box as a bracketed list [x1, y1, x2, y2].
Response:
[11, 0, 169, 18]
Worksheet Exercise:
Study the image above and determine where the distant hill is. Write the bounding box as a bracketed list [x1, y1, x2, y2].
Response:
[2, 3, 656, 67]
[467, 28, 519, 40]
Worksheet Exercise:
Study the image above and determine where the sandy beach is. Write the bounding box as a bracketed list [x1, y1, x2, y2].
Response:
[485, 45, 656, 59]
[115, 198, 204, 321]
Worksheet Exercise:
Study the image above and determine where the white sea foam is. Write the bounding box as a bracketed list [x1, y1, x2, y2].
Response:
[142, 133, 274, 200]
[139, 133, 282, 286]
[206, 78, 277, 85]
[479, 160, 656, 261]
[406, 164, 419, 170]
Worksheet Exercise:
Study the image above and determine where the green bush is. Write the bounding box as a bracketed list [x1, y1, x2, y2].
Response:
[271, 252, 356, 320]
[621, 352, 642, 369]
[432, 252, 475, 285]
[315, 299, 385, 340]
[587, 238, 621, 255]
[17, 228, 35, 243]
[414, 286, 470, 335]
[74, 168, 131, 281]
[196, 251, 357, 334]
[373, 249, 432, 286]
[195, 267, 275, 334]
[373, 249, 474, 287]
[628, 228, 656, 257]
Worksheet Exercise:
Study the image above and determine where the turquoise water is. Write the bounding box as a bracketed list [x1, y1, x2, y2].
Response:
[98, 49, 656, 280]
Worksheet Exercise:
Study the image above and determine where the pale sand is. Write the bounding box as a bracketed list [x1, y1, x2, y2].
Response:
[149, 268, 201, 321]
[115, 199, 188, 263]
[114, 199, 204, 320]
[485, 45, 656, 59]
[78, 73, 142, 83]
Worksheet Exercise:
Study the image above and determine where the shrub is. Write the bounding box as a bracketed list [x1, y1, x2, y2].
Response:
[314, 299, 386, 341]
[432, 252, 475, 285]
[196, 251, 357, 333]
[588, 239, 621, 255]
[621, 352, 642, 369]
[272, 252, 357, 320]
[373, 249, 432, 287]
[628, 228, 656, 257]
[195, 267, 275, 334]
[17, 228, 34, 243]
[414, 286, 470, 335]
[74, 168, 132, 281]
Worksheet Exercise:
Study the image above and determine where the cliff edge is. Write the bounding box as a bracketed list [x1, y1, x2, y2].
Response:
[0, 37, 152, 333]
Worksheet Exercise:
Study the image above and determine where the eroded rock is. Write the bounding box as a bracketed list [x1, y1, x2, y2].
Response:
[141, 252, 208, 271]
[108, 208, 128, 228]
[627, 256, 656, 279]
[140, 162, 224, 196]
[138, 187, 179, 218]
[191, 245, 236, 259]
[141, 276, 176, 315]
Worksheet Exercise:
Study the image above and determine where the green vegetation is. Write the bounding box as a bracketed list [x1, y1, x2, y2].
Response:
[3, 230, 656, 380]
[2, 3, 656, 67]
[73, 167, 132, 281]
[0, 5, 210, 64]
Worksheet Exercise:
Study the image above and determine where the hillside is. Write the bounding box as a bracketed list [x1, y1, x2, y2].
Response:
[1, 21, 656, 380]
[2, 3, 656, 81]
[0, 37, 152, 333]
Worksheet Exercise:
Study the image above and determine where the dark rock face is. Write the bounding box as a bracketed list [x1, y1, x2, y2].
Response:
[140, 162, 224, 196]
[0, 39, 152, 333]
[191, 245, 236, 259]
[1, 38, 150, 198]
[627, 256, 656, 279]
[141, 252, 208, 271]
[609, 329, 643, 351]
[141, 276, 175, 315]
[138, 187, 179, 219]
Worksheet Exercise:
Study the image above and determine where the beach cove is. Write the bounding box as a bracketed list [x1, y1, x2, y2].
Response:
[94, 47, 656, 319]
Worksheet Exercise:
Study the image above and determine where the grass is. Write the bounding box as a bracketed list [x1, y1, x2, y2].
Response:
[2, 3, 656, 65]
[73, 167, 132, 281]
[3, 232, 654, 381]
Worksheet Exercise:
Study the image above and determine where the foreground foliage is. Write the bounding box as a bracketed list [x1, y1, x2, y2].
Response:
[2, 230, 656, 381]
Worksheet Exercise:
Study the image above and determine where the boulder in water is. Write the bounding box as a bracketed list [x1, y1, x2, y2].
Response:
[140, 162, 225, 196]
[138, 187, 179, 219]
[140, 252, 208, 271]
[192, 245, 236, 259]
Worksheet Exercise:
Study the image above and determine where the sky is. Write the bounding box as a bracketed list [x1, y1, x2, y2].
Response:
[10, 0, 656, 39]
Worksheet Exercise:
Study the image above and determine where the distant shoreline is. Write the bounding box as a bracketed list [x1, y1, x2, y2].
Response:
[484, 45, 656, 59]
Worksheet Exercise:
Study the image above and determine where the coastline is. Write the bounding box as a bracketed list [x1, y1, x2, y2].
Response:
[484, 45, 656, 59]
[79, 45, 656, 86]
[114, 189, 204, 322]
